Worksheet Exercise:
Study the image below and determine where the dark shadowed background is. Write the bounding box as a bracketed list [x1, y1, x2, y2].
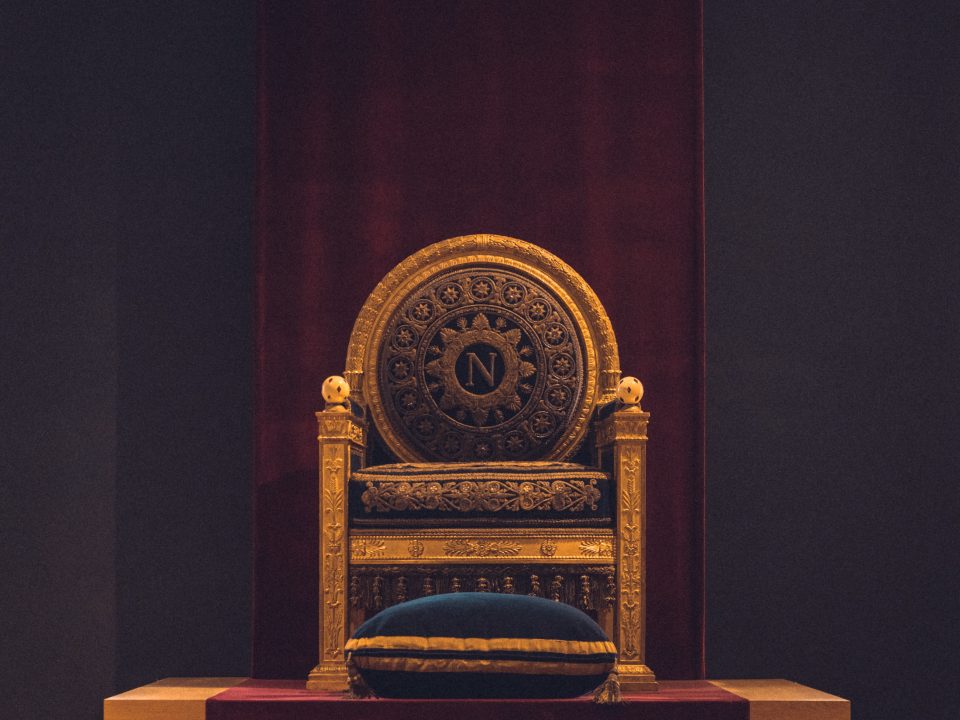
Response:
[1, 2, 957, 720]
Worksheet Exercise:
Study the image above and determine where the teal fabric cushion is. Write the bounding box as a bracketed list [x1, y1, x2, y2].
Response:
[346, 593, 616, 698]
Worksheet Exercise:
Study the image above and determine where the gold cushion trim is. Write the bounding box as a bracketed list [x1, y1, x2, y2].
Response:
[346, 635, 617, 656]
[350, 656, 613, 676]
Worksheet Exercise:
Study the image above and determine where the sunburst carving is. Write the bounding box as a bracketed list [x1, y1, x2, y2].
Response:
[377, 266, 584, 461]
[424, 313, 536, 427]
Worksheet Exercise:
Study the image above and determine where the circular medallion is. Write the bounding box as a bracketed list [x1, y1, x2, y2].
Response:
[376, 267, 586, 461]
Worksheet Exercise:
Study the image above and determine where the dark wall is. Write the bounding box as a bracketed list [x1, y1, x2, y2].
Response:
[111, 2, 254, 692]
[1, 2, 254, 718]
[1, 3, 956, 720]
[1, 4, 121, 716]
[704, 4, 959, 720]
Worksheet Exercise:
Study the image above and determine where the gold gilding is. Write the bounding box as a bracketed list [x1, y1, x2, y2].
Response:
[351, 656, 613, 676]
[359, 478, 602, 514]
[345, 235, 620, 462]
[349, 529, 616, 564]
[312, 236, 655, 693]
[345, 636, 617, 656]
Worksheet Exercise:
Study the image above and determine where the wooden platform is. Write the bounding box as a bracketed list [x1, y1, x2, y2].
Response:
[105, 678, 848, 720]
[104, 679, 246, 720]
[711, 681, 850, 720]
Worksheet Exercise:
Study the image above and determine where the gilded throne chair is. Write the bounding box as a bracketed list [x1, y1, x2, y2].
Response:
[309, 235, 657, 693]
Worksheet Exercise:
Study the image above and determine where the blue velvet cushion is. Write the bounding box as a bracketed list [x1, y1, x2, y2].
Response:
[346, 593, 616, 698]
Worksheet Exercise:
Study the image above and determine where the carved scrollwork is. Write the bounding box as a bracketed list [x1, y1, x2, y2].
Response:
[550, 574, 564, 602]
[442, 539, 521, 557]
[618, 446, 643, 660]
[604, 573, 616, 609]
[348, 423, 364, 445]
[347, 565, 614, 615]
[579, 575, 593, 611]
[318, 414, 366, 447]
[351, 538, 386, 559]
[361, 479, 601, 513]
[349, 575, 361, 610]
[529, 574, 542, 596]
[580, 539, 614, 557]
[321, 456, 345, 659]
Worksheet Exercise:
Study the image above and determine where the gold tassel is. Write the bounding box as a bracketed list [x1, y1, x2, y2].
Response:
[593, 669, 624, 705]
[345, 653, 375, 699]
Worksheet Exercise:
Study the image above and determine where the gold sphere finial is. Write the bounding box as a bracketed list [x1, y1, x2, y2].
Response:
[322, 375, 350, 410]
[617, 376, 644, 406]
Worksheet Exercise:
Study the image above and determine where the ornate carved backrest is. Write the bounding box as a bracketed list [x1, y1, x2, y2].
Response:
[344, 235, 621, 462]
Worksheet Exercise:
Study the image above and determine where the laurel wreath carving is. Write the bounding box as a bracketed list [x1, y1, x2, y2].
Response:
[579, 539, 614, 557]
[361, 479, 601, 513]
[442, 539, 522, 557]
[351, 538, 386, 559]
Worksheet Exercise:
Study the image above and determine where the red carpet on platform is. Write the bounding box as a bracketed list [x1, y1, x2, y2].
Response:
[207, 680, 746, 720]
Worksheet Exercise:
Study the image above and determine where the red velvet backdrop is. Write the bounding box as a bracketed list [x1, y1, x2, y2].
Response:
[254, 1, 705, 679]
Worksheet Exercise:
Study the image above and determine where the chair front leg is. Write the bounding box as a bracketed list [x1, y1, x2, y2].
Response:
[307, 377, 366, 691]
[595, 379, 658, 691]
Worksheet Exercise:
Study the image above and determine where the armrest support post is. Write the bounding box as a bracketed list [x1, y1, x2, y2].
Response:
[308, 379, 367, 691]
[595, 388, 658, 691]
